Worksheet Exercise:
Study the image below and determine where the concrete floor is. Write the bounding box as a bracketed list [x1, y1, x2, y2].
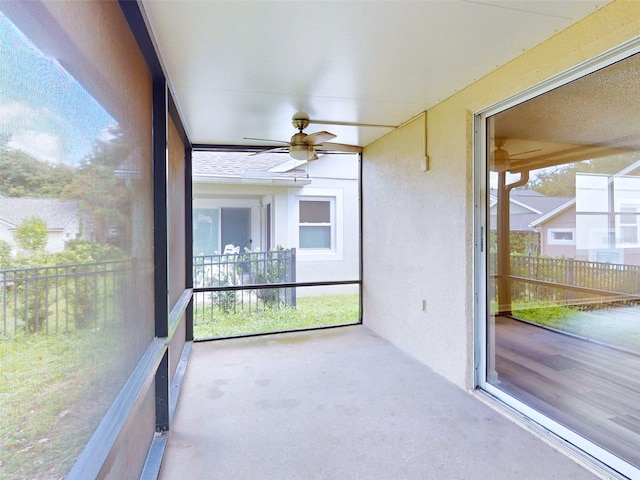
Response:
[159, 325, 602, 480]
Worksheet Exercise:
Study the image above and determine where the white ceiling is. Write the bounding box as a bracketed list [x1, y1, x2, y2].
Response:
[141, 0, 609, 149]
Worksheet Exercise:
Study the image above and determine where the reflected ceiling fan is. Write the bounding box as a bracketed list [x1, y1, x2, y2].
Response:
[491, 138, 542, 172]
[245, 112, 362, 161]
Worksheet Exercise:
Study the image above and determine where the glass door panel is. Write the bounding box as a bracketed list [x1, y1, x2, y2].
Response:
[485, 52, 640, 473]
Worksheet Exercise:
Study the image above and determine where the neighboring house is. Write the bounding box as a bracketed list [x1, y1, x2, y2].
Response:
[489, 189, 571, 255]
[0, 197, 87, 253]
[532, 161, 640, 265]
[192, 151, 360, 289]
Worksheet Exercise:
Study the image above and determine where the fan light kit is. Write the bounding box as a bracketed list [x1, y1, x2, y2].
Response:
[492, 138, 511, 172]
[245, 111, 362, 161]
[491, 138, 542, 172]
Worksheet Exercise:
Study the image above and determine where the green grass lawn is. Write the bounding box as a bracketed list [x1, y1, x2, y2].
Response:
[0, 293, 359, 477]
[0, 328, 130, 480]
[512, 301, 640, 353]
[194, 293, 360, 339]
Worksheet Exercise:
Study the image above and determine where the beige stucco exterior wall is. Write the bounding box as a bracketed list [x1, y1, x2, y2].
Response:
[362, 0, 640, 389]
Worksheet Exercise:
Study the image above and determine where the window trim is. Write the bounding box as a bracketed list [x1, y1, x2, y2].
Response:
[292, 188, 344, 262]
[618, 204, 640, 246]
[298, 197, 335, 251]
[192, 198, 261, 253]
[547, 228, 576, 245]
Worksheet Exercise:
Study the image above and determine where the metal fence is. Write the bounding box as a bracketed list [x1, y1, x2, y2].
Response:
[511, 256, 640, 294]
[193, 248, 296, 316]
[0, 260, 131, 336]
[492, 255, 640, 306]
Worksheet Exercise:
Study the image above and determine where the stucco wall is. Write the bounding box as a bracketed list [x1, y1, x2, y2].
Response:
[362, 0, 640, 389]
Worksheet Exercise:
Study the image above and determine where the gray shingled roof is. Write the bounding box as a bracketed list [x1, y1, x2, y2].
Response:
[490, 189, 572, 232]
[192, 151, 308, 179]
[0, 197, 80, 230]
[509, 189, 571, 215]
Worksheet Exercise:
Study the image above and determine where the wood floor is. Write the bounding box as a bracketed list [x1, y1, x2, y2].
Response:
[494, 316, 640, 469]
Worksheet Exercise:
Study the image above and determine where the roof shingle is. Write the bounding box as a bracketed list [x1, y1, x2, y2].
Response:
[0, 197, 80, 230]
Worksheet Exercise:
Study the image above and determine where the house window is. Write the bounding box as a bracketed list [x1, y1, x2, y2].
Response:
[299, 198, 334, 249]
[619, 205, 639, 245]
[547, 228, 575, 245]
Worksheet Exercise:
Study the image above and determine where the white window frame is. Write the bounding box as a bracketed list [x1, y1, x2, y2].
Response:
[617, 203, 640, 247]
[192, 198, 261, 253]
[291, 188, 344, 262]
[547, 228, 576, 245]
[298, 196, 335, 251]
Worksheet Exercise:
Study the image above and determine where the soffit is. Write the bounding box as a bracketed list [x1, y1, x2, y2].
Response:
[492, 52, 640, 173]
[141, 0, 609, 149]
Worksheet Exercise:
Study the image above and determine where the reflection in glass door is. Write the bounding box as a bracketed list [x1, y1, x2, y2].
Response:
[483, 51, 640, 478]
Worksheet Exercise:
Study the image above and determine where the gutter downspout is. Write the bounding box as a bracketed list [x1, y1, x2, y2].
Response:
[496, 170, 530, 315]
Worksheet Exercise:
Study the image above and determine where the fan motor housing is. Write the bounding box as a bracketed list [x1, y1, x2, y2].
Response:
[292, 112, 310, 131]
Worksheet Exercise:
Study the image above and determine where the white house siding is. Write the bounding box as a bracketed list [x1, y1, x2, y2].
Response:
[192, 153, 360, 295]
[0, 225, 80, 254]
[0, 198, 85, 254]
[291, 154, 360, 295]
[0, 221, 13, 249]
[538, 174, 640, 266]
[539, 208, 578, 259]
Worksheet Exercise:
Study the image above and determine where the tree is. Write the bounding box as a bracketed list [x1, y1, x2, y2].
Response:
[14, 216, 48, 252]
[529, 165, 576, 197]
[0, 147, 75, 197]
[0, 239, 12, 268]
[62, 125, 132, 245]
[529, 153, 639, 197]
[81, 124, 129, 169]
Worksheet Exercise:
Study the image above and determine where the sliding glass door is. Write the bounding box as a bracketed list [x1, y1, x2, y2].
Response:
[478, 47, 640, 479]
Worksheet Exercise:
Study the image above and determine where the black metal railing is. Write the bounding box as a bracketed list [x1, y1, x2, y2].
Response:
[193, 248, 296, 315]
[0, 260, 131, 336]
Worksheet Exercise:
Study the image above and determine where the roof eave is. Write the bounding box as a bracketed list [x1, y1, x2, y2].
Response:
[192, 174, 312, 186]
[529, 198, 576, 228]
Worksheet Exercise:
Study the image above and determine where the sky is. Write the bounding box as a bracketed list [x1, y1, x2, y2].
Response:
[0, 11, 116, 165]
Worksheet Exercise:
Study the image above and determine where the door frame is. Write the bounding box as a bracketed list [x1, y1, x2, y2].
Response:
[473, 36, 640, 480]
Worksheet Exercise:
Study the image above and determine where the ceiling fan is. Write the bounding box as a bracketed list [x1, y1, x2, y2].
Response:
[245, 112, 362, 161]
[491, 138, 542, 172]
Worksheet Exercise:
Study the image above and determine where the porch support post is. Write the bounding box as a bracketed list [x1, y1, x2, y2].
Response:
[152, 76, 170, 432]
[496, 170, 530, 315]
[496, 171, 512, 315]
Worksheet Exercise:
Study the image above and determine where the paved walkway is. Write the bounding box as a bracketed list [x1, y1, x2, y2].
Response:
[159, 325, 602, 480]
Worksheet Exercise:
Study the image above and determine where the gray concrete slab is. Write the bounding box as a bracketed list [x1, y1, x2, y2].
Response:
[159, 325, 601, 480]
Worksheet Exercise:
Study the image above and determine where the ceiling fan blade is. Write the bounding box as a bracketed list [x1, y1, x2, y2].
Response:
[244, 136, 289, 144]
[509, 148, 542, 158]
[318, 142, 363, 153]
[250, 146, 289, 156]
[308, 151, 319, 161]
[303, 131, 336, 145]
